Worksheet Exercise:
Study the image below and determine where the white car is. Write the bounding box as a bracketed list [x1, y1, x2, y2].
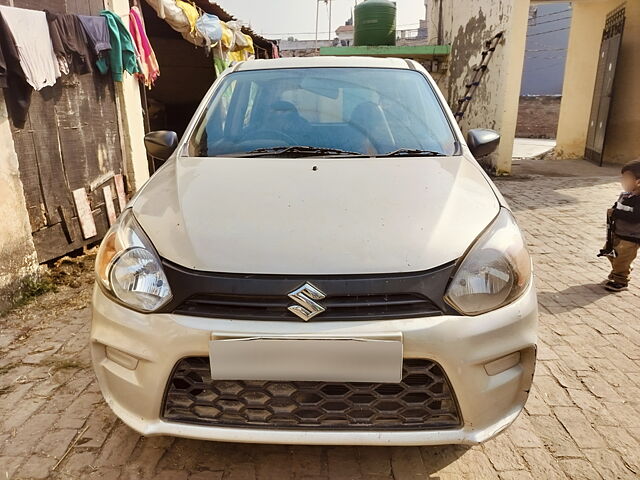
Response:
[92, 56, 537, 446]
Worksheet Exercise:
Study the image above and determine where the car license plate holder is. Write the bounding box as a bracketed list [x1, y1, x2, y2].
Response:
[209, 334, 403, 383]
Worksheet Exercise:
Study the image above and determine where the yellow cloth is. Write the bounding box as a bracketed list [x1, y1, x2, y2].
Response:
[220, 21, 234, 49]
[243, 34, 254, 55]
[228, 49, 246, 62]
[175, 0, 199, 33]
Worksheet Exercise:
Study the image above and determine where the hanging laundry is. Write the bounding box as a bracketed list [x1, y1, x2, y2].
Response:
[227, 33, 254, 63]
[0, 11, 32, 128]
[0, 6, 59, 90]
[226, 21, 249, 52]
[77, 15, 111, 59]
[46, 12, 94, 75]
[212, 43, 228, 76]
[129, 6, 160, 88]
[220, 21, 234, 50]
[175, 0, 199, 34]
[243, 34, 254, 56]
[144, 0, 205, 47]
[97, 10, 140, 82]
[195, 13, 222, 48]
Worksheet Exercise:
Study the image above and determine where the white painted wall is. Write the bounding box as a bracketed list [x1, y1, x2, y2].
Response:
[106, 0, 150, 192]
[0, 91, 38, 311]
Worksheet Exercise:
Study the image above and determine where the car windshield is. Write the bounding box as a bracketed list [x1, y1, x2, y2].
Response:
[187, 67, 458, 157]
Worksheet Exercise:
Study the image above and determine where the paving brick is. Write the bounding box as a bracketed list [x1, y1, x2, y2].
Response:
[584, 449, 638, 479]
[529, 415, 582, 458]
[533, 375, 573, 407]
[505, 414, 544, 449]
[189, 471, 224, 480]
[519, 448, 568, 480]
[357, 446, 391, 477]
[483, 433, 527, 471]
[222, 463, 257, 480]
[95, 423, 141, 467]
[498, 471, 535, 480]
[35, 428, 78, 460]
[0, 455, 24, 479]
[390, 446, 427, 479]
[11, 414, 58, 456]
[553, 407, 607, 449]
[156, 471, 189, 480]
[14, 455, 56, 479]
[327, 447, 361, 480]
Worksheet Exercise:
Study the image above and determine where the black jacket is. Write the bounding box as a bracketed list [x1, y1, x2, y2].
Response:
[0, 11, 31, 128]
[612, 192, 640, 243]
[46, 11, 94, 75]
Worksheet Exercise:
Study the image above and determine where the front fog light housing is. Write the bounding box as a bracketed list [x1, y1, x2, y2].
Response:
[445, 208, 532, 315]
[95, 209, 172, 312]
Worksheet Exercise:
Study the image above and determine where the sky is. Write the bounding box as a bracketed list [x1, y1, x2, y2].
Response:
[216, 0, 427, 41]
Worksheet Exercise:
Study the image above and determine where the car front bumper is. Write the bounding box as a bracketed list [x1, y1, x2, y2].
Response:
[90, 283, 537, 446]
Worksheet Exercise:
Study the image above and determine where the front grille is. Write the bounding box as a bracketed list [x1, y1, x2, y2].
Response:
[159, 259, 458, 320]
[162, 357, 461, 430]
[174, 293, 442, 321]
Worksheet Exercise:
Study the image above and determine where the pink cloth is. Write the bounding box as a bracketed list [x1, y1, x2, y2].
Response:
[129, 6, 159, 87]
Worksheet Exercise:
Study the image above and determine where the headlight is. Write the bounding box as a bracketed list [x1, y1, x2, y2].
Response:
[445, 208, 532, 315]
[95, 209, 172, 312]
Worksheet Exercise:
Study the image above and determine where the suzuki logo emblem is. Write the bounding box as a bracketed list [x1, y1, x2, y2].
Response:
[287, 283, 326, 321]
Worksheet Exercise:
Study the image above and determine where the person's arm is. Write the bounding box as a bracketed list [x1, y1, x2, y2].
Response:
[612, 196, 640, 222]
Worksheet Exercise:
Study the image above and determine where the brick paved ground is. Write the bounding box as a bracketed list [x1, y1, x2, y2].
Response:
[1, 159, 639, 479]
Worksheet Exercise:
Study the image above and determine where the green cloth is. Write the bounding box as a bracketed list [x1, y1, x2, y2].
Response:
[97, 10, 140, 82]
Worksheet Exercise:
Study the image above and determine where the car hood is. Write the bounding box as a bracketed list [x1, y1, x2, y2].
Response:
[132, 156, 500, 275]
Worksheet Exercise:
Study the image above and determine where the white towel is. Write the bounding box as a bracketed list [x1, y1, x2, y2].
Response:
[0, 5, 60, 90]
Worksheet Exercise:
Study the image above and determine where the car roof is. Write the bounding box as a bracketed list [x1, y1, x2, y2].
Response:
[234, 56, 413, 71]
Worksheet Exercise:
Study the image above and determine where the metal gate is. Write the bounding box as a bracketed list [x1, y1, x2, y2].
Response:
[585, 5, 625, 166]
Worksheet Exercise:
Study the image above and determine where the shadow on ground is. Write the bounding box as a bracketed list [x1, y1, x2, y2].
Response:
[150, 436, 471, 477]
[537, 283, 611, 312]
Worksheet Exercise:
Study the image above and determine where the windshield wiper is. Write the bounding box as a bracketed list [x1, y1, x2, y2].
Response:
[229, 146, 365, 157]
[377, 148, 446, 157]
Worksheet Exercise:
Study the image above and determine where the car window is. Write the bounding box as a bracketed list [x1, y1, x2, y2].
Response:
[187, 67, 458, 157]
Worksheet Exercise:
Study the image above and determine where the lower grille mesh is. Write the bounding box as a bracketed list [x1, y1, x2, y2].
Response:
[162, 357, 461, 430]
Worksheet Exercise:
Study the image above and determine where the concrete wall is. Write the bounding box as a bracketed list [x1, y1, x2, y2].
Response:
[0, 92, 38, 312]
[428, 0, 530, 174]
[555, 0, 614, 159]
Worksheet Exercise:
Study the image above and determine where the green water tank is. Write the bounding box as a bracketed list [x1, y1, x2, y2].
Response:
[354, 0, 397, 47]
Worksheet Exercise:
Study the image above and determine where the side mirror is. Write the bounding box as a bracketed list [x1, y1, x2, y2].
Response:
[467, 129, 500, 158]
[144, 130, 178, 162]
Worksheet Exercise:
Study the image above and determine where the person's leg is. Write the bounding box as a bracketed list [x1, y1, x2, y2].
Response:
[608, 237, 640, 286]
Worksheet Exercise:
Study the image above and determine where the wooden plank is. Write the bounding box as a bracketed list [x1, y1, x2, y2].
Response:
[10, 123, 47, 231]
[114, 174, 127, 211]
[26, 87, 72, 225]
[88, 0, 104, 16]
[103, 185, 117, 225]
[72, 188, 97, 239]
[13, 0, 66, 11]
[32, 207, 110, 262]
[55, 76, 91, 192]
